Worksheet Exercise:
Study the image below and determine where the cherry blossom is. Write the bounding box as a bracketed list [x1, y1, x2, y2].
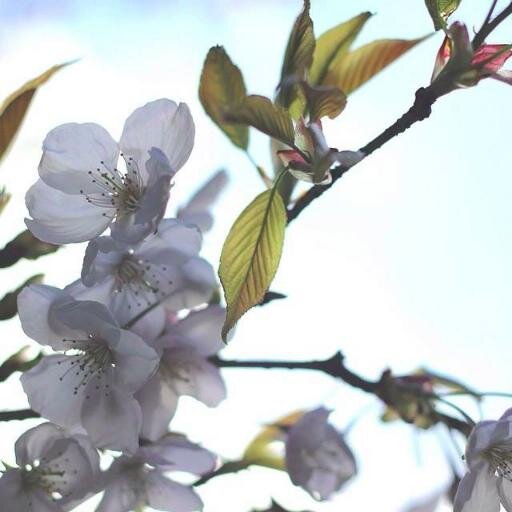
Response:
[285, 407, 357, 501]
[25, 99, 194, 245]
[135, 305, 227, 441]
[18, 285, 159, 454]
[177, 169, 228, 233]
[0, 422, 99, 511]
[65, 218, 216, 340]
[96, 433, 216, 512]
[454, 409, 512, 512]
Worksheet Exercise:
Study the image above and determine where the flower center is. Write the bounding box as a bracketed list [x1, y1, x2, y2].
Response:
[57, 336, 114, 396]
[80, 156, 144, 219]
[487, 446, 512, 480]
[22, 462, 67, 499]
[115, 255, 175, 311]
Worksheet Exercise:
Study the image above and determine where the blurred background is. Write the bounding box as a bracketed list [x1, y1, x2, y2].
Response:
[0, 0, 511, 511]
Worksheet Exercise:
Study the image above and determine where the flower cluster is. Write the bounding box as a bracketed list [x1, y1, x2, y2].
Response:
[0, 99, 226, 511]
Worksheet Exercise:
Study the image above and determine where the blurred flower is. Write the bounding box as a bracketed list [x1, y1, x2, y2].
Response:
[66, 218, 216, 340]
[18, 285, 159, 454]
[25, 99, 194, 245]
[96, 433, 216, 512]
[136, 305, 227, 441]
[431, 22, 512, 93]
[454, 409, 512, 512]
[177, 169, 229, 233]
[285, 407, 357, 501]
[0, 422, 99, 510]
[277, 119, 363, 185]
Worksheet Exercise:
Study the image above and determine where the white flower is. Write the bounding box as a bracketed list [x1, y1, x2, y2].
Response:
[285, 407, 357, 501]
[25, 99, 195, 245]
[18, 285, 159, 454]
[96, 433, 216, 512]
[65, 218, 216, 341]
[177, 170, 228, 233]
[0, 422, 99, 511]
[135, 306, 227, 441]
[454, 409, 512, 512]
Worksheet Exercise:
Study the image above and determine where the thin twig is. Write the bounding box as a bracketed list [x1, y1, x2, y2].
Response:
[0, 409, 39, 422]
[210, 351, 379, 394]
[473, 1, 512, 49]
[194, 460, 251, 486]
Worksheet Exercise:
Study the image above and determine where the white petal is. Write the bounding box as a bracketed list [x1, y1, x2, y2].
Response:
[39, 123, 119, 194]
[139, 219, 202, 263]
[120, 99, 195, 177]
[26, 179, 111, 244]
[66, 275, 116, 305]
[128, 305, 166, 345]
[498, 477, 512, 511]
[109, 328, 159, 393]
[163, 305, 225, 356]
[109, 212, 154, 245]
[177, 170, 228, 232]
[136, 372, 179, 442]
[165, 257, 216, 311]
[306, 468, 338, 501]
[96, 473, 139, 512]
[21, 354, 83, 428]
[454, 465, 500, 512]
[80, 237, 123, 286]
[80, 380, 142, 454]
[145, 471, 203, 512]
[139, 434, 217, 474]
[133, 173, 170, 227]
[53, 298, 117, 338]
[163, 349, 226, 407]
[15, 422, 62, 466]
[39, 437, 98, 499]
[17, 284, 76, 350]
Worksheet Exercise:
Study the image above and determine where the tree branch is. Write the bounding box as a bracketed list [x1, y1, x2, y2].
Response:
[0, 409, 39, 421]
[287, 86, 438, 223]
[211, 351, 378, 394]
[211, 351, 473, 437]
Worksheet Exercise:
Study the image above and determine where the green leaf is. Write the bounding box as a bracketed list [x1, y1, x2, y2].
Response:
[199, 46, 249, 150]
[0, 63, 71, 164]
[309, 11, 372, 85]
[227, 95, 295, 147]
[277, 0, 315, 109]
[0, 230, 59, 268]
[219, 186, 286, 341]
[324, 36, 428, 95]
[0, 274, 43, 321]
[301, 82, 346, 120]
[425, 0, 462, 30]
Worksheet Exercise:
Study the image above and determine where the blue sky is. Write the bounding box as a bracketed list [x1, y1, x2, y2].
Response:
[0, 1, 511, 511]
